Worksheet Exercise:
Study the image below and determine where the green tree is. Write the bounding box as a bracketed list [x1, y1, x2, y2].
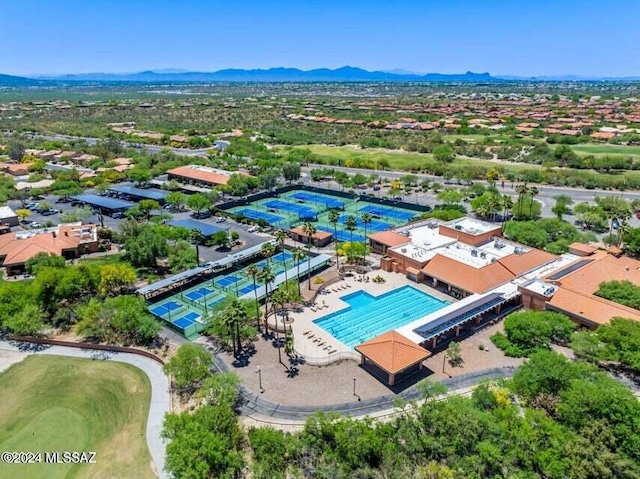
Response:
[163, 343, 213, 392]
[60, 206, 93, 224]
[258, 169, 280, 190]
[162, 404, 244, 479]
[25, 252, 66, 275]
[433, 144, 455, 163]
[437, 189, 464, 207]
[138, 199, 160, 220]
[551, 194, 573, 219]
[4, 304, 45, 335]
[76, 295, 160, 345]
[98, 263, 136, 296]
[282, 162, 301, 182]
[168, 240, 198, 273]
[7, 140, 25, 162]
[446, 341, 462, 366]
[197, 372, 240, 408]
[622, 227, 640, 257]
[491, 310, 575, 357]
[186, 193, 212, 215]
[595, 280, 640, 310]
[166, 191, 187, 211]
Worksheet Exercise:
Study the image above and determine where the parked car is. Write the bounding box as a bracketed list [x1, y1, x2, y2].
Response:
[247, 226, 259, 233]
[215, 216, 227, 223]
[31, 222, 41, 228]
[373, 185, 381, 191]
[40, 209, 58, 216]
[192, 211, 212, 219]
[111, 211, 125, 219]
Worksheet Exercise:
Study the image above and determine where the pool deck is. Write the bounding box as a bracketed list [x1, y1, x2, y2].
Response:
[289, 270, 454, 363]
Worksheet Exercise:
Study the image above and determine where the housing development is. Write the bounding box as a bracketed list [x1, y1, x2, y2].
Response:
[1, 3, 640, 478]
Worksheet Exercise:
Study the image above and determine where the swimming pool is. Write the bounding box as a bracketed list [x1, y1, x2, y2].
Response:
[314, 286, 449, 349]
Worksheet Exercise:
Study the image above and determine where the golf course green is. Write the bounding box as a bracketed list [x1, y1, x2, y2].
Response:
[0, 355, 155, 479]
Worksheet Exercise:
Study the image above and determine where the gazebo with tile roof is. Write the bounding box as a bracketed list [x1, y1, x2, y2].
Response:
[355, 331, 431, 386]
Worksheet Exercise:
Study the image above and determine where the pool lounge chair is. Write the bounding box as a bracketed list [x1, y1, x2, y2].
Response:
[329, 349, 337, 354]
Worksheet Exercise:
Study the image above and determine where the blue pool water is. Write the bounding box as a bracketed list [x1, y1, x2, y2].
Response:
[314, 286, 449, 349]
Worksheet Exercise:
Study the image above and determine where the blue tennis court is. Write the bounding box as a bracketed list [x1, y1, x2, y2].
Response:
[217, 275, 239, 287]
[318, 226, 365, 243]
[338, 215, 391, 232]
[185, 286, 213, 301]
[150, 301, 181, 316]
[290, 192, 344, 209]
[273, 251, 292, 262]
[264, 200, 317, 218]
[237, 209, 285, 224]
[239, 284, 258, 295]
[208, 297, 225, 308]
[359, 204, 416, 221]
[173, 311, 201, 328]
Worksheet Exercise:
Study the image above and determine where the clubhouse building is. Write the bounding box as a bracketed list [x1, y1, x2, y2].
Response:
[370, 217, 640, 332]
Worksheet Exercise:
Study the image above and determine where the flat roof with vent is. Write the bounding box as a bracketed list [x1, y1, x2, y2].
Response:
[444, 217, 502, 236]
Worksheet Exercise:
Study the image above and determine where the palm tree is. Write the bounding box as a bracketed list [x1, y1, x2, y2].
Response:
[245, 264, 261, 333]
[501, 195, 514, 229]
[301, 222, 317, 290]
[190, 229, 204, 267]
[345, 215, 358, 245]
[274, 230, 289, 284]
[515, 184, 528, 219]
[328, 209, 340, 269]
[360, 212, 373, 264]
[260, 242, 275, 266]
[222, 299, 247, 357]
[292, 246, 306, 295]
[257, 265, 275, 332]
[528, 186, 539, 218]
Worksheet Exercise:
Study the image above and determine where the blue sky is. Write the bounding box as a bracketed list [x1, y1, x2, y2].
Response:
[1, 0, 638, 77]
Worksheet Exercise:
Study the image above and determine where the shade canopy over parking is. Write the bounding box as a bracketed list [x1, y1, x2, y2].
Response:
[107, 184, 169, 203]
[168, 218, 225, 238]
[71, 194, 135, 212]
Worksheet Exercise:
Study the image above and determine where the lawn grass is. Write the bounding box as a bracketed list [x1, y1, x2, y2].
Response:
[569, 143, 640, 160]
[77, 252, 124, 267]
[295, 144, 640, 185]
[0, 355, 154, 479]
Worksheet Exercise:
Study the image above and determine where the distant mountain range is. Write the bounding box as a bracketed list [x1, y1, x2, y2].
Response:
[33, 66, 495, 83]
[2, 67, 638, 85]
[0, 73, 49, 86]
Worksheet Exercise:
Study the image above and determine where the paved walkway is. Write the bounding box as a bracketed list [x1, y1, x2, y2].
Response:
[0, 340, 170, 479]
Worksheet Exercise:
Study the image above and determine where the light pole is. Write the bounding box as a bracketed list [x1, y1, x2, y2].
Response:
[256, 365, 264, 393]
[442, 351, 447, 375]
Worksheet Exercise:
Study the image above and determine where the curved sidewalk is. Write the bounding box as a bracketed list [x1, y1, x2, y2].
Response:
[0, 340, 170, 479]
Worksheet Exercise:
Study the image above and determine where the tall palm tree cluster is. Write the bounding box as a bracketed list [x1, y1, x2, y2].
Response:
[474, 192, 514, 224]
[514, 183, 539, 220]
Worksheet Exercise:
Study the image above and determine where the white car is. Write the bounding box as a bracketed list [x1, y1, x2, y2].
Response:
[247, 226, 259, 233]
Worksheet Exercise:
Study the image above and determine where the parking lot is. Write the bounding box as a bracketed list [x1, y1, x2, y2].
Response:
[6, 192, 268, 263]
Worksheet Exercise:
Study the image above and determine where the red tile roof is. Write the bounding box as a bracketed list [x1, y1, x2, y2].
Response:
[368, 231, 409, 248]
[355, 331, 430, 374]
[421, 254, 514, 294]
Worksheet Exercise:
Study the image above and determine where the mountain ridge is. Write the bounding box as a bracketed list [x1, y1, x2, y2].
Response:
[32, 66, 495, 83]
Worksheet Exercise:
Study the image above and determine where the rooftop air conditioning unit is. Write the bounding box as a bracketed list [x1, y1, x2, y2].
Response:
[401, 248, 407, 253]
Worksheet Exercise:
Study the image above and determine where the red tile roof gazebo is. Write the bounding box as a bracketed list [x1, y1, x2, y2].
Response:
[355, 331, 431, 386]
